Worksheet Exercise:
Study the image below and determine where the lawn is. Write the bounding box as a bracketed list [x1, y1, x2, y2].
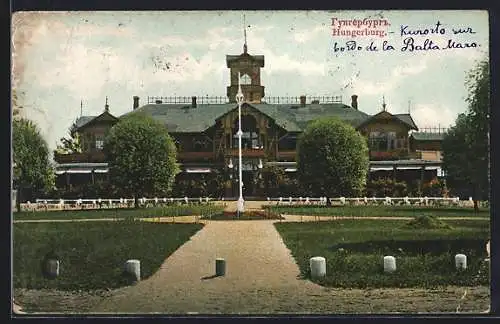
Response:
[13, 221, 204, 290]
[13, 204, 223, 220]
[266, 205, 490, 218]
[274, 218, 490, 288]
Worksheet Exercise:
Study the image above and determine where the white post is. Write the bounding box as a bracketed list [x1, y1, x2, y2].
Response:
[236, 72, 245, 214]
[384, 256, 397, 273]
[309, 256, 326, 278]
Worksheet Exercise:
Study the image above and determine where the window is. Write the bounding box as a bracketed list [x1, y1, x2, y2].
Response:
[95, 135, 104, 150]
[387, 132, 396, 150]
[368, 132, 387, 151]
[95, 139, 104, 150]
[241, 74, 251, 85]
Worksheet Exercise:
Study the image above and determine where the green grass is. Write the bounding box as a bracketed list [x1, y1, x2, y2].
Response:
[13, 221, 204, 290]
[13, 204, 224, 220]
[274, 219, 490, 288]
[266, 205, 490, 218]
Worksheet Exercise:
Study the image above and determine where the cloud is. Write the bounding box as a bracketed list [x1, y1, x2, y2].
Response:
[353, 80, 394, 96]
[292, 25, 327, 43]
[263, 52, 325, 75]
[411, 103, 457, 128]
[391, 59, 427, 78]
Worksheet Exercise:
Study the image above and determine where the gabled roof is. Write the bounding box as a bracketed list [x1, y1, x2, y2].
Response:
[74, 116, 95, 129]
[74, 111, 118, 131]
[410, 132, 445, 141]
[123, 103, 237, 133]
[393, 113, 418, 130]
[356, 111, 418, 131]
[124, 102, 370, 133]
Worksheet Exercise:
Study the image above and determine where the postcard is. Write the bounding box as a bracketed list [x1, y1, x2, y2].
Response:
[12, 10, 490, 315]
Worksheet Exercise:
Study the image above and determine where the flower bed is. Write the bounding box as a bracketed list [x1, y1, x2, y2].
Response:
[202, 210, 284, 220]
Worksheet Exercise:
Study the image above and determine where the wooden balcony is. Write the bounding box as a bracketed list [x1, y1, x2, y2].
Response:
[277, 150, 296, 160]
[54, 151, 106, 164]
[177, 151, 215, 161]
[227, 148, 266, 158]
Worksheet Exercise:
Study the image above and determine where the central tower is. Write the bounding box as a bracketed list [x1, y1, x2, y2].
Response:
[226, 18, 265, 103]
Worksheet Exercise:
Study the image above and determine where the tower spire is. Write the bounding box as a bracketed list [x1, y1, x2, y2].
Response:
[243, 14, 248, 54]
[105, 96, 109, 112]
[382, 95, 386, 111]
[408, 99, 411, 114]
[80, 100, 83, 117]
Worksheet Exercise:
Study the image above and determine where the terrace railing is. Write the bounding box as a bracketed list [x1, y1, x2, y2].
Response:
[265, 196, 470, 207]
[146, 95, 344, 105]
[20, 196, 483, 212]
[23, 197, 217, 212]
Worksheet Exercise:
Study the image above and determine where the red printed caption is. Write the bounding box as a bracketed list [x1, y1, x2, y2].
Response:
[331, 18, 390, 38]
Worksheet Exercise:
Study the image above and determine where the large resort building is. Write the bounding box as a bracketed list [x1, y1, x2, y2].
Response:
[54, 43, 447, 198]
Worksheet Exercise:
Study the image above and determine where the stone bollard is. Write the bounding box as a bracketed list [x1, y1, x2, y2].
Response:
[309, 256, 326, 279]
[455, 254, 467, 270]
[215, 258, 226, 276]
[41, 253, 60, 279]
[384, 256, 396, 273]
[124, 259, 141, 281]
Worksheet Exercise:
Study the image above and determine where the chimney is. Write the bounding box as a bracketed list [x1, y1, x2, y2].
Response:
[191, 96, 197, 108]
[300, 95, 306, 107]
[133, 96, 140, 110]
[351, 94, 358, 110]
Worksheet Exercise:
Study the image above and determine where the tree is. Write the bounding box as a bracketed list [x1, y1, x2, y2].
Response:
[54, 122, 82, 155]
[12, 89, 24, 119]
[13, 118, 55, 210]
[442, 59, 489, 212]
[296, 117, 369, 202]
[104, 113, 180, 208]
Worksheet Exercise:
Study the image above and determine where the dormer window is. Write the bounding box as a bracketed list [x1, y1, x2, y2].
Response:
[241, 74, 251, 85]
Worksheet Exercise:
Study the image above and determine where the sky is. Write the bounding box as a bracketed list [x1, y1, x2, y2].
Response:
[12, 10, 489, 151]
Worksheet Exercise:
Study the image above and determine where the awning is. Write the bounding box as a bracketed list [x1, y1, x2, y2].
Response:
[185, 168, 212, 173]
[284, 168, 297, 172]
[370, 167, 394, 171]
[66, 169, 92, 174]
[396, 166, 423, 170]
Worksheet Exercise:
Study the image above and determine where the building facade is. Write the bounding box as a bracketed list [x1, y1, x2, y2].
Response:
[54, 46, 446, 198]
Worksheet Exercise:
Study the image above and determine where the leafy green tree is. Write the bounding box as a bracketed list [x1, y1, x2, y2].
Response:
[13, 118, 55, 210]
[104, 113, 180, 208]
[12, 89, 23, 119]
[442, 59, 489, 211]
[260, 165, 285, 197]
[296, 117, 369, 202]
[54, 122, 82, 155]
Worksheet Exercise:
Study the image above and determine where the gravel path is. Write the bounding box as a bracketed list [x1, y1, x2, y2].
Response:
[89, 219, 488, 315]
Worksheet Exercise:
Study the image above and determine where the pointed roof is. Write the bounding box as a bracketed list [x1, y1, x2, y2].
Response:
[74, 111, 118, 131]
[393, 113, 418, 130]
[124, 102, 368, 133]
[74, 116, 95, 129]
[356, 110, 418, 131]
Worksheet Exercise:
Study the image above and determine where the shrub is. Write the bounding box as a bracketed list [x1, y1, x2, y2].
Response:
[403, 215, 453, 230]
[366, 178, 408, 197]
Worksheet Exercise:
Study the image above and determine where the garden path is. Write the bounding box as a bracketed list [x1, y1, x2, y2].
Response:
[92, 213, 488, 314]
